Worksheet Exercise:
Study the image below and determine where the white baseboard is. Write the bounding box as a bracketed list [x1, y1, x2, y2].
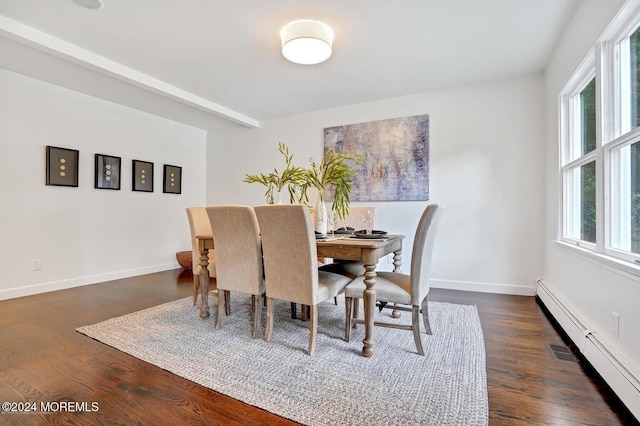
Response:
[431, 278, 536, 296]
[537, 280, 640, 421]
[0, 263, 177, 301]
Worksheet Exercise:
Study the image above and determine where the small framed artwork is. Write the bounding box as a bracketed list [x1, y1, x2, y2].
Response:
[46, 146, 79, 187]
[163, 164, 182, 194]
[132, 160, 154, 192]
[95, 153, 121, 190]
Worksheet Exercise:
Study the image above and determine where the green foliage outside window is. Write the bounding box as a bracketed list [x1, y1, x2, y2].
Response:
[579, 79, 597, 242]
[581, 78, 596, 155]
[630, 27, 640, 252]
[581, 162, 597, 243]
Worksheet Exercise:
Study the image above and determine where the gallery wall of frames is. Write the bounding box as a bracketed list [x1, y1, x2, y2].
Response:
[45, 145, 182, 194]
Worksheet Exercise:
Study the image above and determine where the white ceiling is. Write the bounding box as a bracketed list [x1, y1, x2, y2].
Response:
[0, 0, 580, 127]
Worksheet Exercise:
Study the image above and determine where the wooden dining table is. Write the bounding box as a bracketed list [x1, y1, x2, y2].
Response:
[194, 233, 405, 358]
[316, 234, 404, 357]
[195, 234, 215, 320]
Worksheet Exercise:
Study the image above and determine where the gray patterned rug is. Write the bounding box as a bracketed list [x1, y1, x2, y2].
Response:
[77, 295, 488, 425]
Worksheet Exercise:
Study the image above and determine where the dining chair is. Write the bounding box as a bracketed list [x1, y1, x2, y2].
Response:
[320, 206, 378, 279]
[344, 203, 444, 355]
[254, 204, 353, 355]
[206, 205, 265, 339]
[186, 207, 218, 306]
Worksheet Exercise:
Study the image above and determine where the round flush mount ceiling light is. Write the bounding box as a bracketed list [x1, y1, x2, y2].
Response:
[280, 20, 333, 65]
[73, 0, 103, 10]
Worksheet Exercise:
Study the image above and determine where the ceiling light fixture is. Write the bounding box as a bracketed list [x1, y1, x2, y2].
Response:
[73, 0, 103, 10]
[280, 20, 333, 65]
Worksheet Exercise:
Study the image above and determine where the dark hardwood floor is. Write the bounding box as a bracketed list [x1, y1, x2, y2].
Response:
[0, 269, 637, 425]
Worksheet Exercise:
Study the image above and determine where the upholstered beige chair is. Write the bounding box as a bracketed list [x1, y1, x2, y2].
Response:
[254, 204, 353, 355]
[344, 203, 444, 355]
[186, 207, 217, 306]
[206, 205, 264, 339]
[320, 206, 378, 279]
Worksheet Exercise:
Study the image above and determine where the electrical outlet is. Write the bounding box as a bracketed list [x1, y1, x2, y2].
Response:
[32, 258, 41, 271]
[612, 311, 620, 338]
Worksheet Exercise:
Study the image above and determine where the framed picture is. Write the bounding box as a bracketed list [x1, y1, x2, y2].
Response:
[46, 146, 79, 187]
[132, 160, 154, 192]
[163, 164, 182, 194]
[95, 153, 121, 190]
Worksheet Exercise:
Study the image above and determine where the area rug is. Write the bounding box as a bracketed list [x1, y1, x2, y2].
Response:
[77, 295, 488, 425]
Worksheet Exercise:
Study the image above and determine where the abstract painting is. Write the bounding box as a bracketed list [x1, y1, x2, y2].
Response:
[324, 114, 429, 201]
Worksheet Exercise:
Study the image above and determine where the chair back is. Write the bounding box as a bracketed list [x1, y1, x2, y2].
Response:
[206, 206, 263, 295]
[186, 207, 215, 276]
[335, 206, 377, 230]
[254, 204, 318, 306]
[409, 203, 445, 305]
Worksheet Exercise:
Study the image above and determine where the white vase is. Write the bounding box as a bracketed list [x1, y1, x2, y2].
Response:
[315, 199, 328, 235]
[269, 188, 283, 204]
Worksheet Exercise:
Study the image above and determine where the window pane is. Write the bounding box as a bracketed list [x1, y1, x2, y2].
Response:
[580, 78, 596, 155]
[630, 27, 640, 129]
[610, 141, 640, 253]
[581, 161, 597, 242]
[566, 161, 596, 243]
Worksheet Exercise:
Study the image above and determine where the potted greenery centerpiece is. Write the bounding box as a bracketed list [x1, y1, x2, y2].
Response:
[243, 142, 305, 204]
[299, 149, 362, 234]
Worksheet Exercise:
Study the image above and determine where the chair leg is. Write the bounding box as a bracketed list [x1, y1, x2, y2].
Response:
[334, 296, 338, 305]
[345, 297, 352, 342]
[252, 294, 262, 339]
[264, 297, 274, 342]
[301, 304, 311, 321]
[290, 302, 297, 319]
[192, 275, 200, 306]
[308, 304, 318, 356]
[215, 290, 225, 330]
[412, 305, 425, 356]
[352, 298, 359, 329]
[224, 290, 231, 316]
[421, 297, 432, 335]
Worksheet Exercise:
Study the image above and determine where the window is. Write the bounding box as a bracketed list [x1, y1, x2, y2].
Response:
[609, 139, 640, 255]
[562, 73, 597, 248]
[607, 21, 640, 262]
[560, 9, 640, 267]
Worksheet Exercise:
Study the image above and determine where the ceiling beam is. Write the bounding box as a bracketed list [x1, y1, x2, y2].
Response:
[0, 14, 260, 128]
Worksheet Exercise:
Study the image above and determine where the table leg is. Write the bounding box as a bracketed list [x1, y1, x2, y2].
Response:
[199, 247, 210, 319]
[362, 263, 377, 357]
[392, 248, 403, 273]
[392, 248, 403, 318]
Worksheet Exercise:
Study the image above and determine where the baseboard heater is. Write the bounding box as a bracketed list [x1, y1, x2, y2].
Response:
[536, 279, 640, 422]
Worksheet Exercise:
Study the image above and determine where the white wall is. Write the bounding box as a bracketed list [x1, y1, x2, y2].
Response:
[207, 74, 545, 295]
[0, 68, 207, 300]
[543, 0, 640, 417]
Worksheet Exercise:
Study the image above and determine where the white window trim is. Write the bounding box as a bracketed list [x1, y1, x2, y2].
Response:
[554, 239, 640, 282]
